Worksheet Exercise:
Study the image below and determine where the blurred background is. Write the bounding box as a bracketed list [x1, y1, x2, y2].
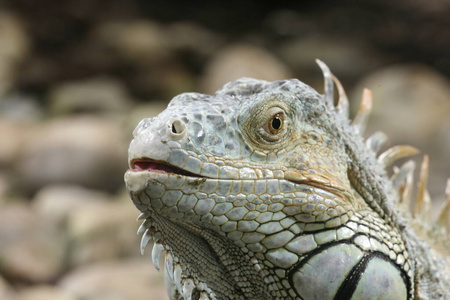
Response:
[0, 1, 449, 299]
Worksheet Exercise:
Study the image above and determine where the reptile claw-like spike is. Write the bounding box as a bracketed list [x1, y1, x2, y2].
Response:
[414, 155, 431, 223]
[352, 88, 373, 136]
[377, 145, 420, 167]
[137, 219, 150, 235]
[315, 59, 335, 109]
[174, 264, 183, 293]
[140, 229, 152, 255]
[165, 252, 174, 282]
[182, 278, 195, 300]
[136, 211, 150, 221]
[332, 74, 350, 118]
[391, 160, 416, 192]
[164, 268, 176, 297]
[436, 179, 450, 231]
[366, 131, 388, 154]
[199, 292, 210, 300]
[153, 231, 161, 243]
[396, 161, 415, 211]
[137, 223, 145, 236]
[151, 242, 164, 271]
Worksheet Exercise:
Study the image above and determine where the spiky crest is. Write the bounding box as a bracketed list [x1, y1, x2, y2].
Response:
[315, 60, 449, 251]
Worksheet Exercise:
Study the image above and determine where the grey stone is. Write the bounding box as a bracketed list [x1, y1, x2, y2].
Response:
[16, 285, 75, 300]
[67, 197, 142, 267]
[166, 21, 224, 56]
[48, 77, 133, 116]
[0, 203, 66, 283]
[0, 172, 12, 205]
[200, 44, 292, 94]
[32, 184, 111, 226]
[134, 63, 196, 100]
[0, 275, 16, 300]
[0, 120, 29, 168]
[17, 116, 128, 193]
[0, 13, 30, 97]
[0, 94, 43, 122]
[92, 20, 169, 66]
[60, 258, 168, 300]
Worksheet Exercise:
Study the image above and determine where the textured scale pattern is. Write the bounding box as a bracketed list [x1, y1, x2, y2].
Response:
[125, 60, 449, 300]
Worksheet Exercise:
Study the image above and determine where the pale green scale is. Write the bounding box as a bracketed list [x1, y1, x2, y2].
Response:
[292, 244, 364, 300]
[165, 175, 186, 190]
[351, 258, 407, 300]
[313, 229, 337, 245]
[185, 156, 202, 173]
[201, 162, 219, 177]
[199, 179, 218, 194]
[265, 248, 299, 268]
[257, 221, 284, 235]
[261, 231, 295, 249]
[178, 195, 197, 213]
[237, 220, 259, 232]
[286, 234, 318, 255]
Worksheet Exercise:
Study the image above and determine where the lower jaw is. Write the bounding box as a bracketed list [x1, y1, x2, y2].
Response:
[129, 183, 272, 299]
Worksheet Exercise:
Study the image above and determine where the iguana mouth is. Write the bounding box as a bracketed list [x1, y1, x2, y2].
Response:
[130, 158, 202, 177]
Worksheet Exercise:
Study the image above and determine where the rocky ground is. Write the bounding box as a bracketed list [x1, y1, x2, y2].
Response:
[0, 2, 449, 300]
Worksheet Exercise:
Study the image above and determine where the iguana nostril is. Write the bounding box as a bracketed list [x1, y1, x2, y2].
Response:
[168, 118, 187, 140]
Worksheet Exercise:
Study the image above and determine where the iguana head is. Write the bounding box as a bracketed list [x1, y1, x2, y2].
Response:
[124, 61, 425, 299]
[128, 76, 352, 191]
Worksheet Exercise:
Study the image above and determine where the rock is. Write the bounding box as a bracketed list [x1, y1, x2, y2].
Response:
[67, 198, 141, 267]
[47, 77, 133, 116]
[166, 21, 224, 57]
[0, 119, 30, 169]
[0, 172, 12, 205]
[60, 258, 167, 300]
[92, 20, 170, 66]
[32, 184, 112, 226]
[200, 44, 292, 94]
[17, 115, 128, 194]
[0, 12, 30, 97]
[0, 275, 16, 300]
[0, 203, 66, 283]
[128, 62, 196, 100]
[0, 94, 43, 121]
[16, 285, 75, 300]
[351, 64, 450, 204]
[32, 185, 140, 267]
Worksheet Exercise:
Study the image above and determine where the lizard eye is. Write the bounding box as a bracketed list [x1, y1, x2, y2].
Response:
[259, 108, 288, 143]
[264, 112, 285, 135]
[267, 113, 283, 134]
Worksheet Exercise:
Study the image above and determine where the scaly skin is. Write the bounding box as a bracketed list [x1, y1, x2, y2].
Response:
[125, 62, 449, 300]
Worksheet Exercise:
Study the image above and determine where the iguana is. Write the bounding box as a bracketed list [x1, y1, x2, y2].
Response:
[124, 60, 449, 300]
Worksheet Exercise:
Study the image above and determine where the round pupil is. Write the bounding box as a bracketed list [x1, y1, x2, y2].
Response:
[272, 117, 282, 130]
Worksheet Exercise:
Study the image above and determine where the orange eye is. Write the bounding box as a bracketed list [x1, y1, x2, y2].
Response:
[268, 113, 283, 134]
